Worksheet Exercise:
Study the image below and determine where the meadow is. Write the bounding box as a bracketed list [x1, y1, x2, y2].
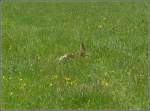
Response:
[1, 2, 148, 109]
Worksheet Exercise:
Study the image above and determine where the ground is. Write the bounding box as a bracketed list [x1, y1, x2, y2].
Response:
[1, 2, 148, 109]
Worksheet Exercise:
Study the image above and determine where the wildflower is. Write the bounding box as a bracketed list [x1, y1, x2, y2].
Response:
[98, 25, 102, 29]
[105, 82, 108, 86]
[20, 82, 27, 89]
[19, 78, 23, 81]
[64, 77, 71, 81]
[50, 83, 53, 87]
[139, 74, 144, 77]
[70, 82, 74, 85]
[52, 75, 58, 80]
[65, 78, 77, 86]
[101, 80, 109, 87]
[10, 92, 13, 96]
[69, 80, 77, 86]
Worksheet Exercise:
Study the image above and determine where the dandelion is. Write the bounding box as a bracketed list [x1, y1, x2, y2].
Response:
[101, 80, 109, 87]
[97, 24, 103, 31]
[70, 81, 75, 86]
[105, 82, 108, 86]
[10, 92, 13, 96]
[50, 83, 53, 87]
[19, 78, 23, 81]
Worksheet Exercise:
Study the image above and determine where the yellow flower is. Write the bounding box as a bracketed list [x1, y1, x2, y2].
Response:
[101, 80, 109, 87]
[52, 75, 58, 80]
[10, 92, 13, 96]
[50, 83, 53, 87]
[65, 79, 78, 86]
[19, 78, 23, 81]
[70, 82, 74, 85]
[105, 82, 108, 86]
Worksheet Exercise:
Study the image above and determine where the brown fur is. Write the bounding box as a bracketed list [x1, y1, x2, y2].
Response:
[79, 41, 86, 56]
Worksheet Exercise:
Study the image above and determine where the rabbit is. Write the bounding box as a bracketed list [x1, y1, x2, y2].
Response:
[57, 41, 87, 64]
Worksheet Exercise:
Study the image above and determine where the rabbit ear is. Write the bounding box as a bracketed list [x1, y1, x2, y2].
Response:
[80, 41, 85, 51]
[79, 40, 86, 56]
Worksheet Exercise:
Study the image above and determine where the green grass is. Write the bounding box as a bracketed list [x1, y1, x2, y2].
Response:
[1, 2, 148, 109]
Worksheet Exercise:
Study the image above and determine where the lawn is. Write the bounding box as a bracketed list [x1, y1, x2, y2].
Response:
[1, 1, 148, 110]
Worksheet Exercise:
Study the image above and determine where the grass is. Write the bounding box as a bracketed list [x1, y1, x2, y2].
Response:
[1, 2, 148, 110]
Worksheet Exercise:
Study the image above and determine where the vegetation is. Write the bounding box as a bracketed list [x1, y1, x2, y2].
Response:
[2, 2, 148, 109]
